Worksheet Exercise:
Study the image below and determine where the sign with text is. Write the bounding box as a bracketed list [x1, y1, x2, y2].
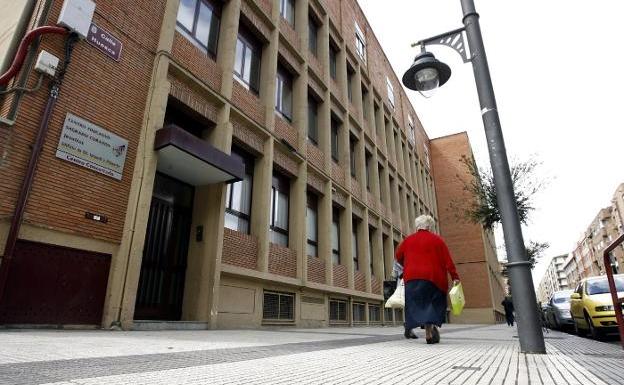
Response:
[56, 113, 128, 180]
[87, 23, 122, 61]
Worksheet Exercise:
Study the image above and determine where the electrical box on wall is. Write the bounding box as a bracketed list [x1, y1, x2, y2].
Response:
[57, 0, 95, 39]
[34, 50, 60, 77]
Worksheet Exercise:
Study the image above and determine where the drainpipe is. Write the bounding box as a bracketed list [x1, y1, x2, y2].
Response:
[0, 32, 79, 305]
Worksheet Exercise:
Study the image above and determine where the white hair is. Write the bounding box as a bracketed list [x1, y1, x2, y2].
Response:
[414, 215, 435, 231]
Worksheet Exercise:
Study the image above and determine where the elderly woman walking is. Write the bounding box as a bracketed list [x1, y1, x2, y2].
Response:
[395, 215, 460, 344]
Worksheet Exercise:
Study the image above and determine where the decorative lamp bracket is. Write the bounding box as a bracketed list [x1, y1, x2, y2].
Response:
[411, 27, 471, 63]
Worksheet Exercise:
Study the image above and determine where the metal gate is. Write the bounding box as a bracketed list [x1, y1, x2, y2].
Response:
[0, 240, 111, 325]
[134, 173, 193, 320]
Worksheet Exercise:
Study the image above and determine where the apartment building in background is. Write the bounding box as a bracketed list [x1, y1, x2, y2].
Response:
[563, 183, 624, 289]
[0, 0, 496, 329]
[536, 254, 568, 303]
[430, 133, 505, 324]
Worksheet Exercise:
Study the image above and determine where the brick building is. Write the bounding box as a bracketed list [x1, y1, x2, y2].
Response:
[429, 133, 505, 323]
[1, 0, 488, 329]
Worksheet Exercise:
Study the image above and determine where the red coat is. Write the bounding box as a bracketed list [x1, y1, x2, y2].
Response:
[395, 230, 460, 293]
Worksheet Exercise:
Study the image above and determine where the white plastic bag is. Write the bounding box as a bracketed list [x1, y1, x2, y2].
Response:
[385, 279, 405, 308]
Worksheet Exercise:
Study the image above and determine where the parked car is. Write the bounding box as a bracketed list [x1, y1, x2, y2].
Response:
[543, 290, 574, 330]
[570, 274, 624, 339]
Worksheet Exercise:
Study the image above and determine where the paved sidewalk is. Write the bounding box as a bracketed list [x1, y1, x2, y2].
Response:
[0, 324, 622, 384]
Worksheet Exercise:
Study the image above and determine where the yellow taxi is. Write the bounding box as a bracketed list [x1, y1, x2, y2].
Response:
[570, 274, 624, 339]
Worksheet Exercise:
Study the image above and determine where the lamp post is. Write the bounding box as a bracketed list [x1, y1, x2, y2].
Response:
[402, 0, 546, 353]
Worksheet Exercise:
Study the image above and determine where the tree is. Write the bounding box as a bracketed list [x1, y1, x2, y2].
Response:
[453, 155, 549, 270]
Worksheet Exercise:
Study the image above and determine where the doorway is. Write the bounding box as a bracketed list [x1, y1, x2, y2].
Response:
[134, 173, 194, 320]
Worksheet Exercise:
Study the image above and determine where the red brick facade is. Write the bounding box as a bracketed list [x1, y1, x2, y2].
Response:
[269, 243, 297, 278]
[222, 228, 258, 271]
[307, 256, 326, 284]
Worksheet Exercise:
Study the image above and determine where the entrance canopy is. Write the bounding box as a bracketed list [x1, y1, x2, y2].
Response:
[154, 124, 244, 186]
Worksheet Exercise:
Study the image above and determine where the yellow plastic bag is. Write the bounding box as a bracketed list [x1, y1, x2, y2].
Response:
[449, 282, 465, 316]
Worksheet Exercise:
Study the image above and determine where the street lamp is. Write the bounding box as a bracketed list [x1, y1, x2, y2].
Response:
[402, 0, 546, 354]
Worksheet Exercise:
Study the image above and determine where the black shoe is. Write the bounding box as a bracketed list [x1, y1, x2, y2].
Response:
[404, 329, 418, 339]
[432, 327, 440, 344]
[426, 338, 434, 344]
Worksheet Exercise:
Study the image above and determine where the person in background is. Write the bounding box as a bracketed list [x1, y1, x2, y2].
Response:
[395, 215, 460, 344]
[501, 296, 515, 326]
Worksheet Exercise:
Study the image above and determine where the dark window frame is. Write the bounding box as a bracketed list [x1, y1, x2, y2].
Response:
[308, 15, 319, 56]
[275, 65, 294, 122]
[329, 43, 338, 80]
[365, 151, 372, 191]
[352, 218, 359, 271]
[270, 172, 290, 246]
[307, 95, 319, 144]
[306, 192, 319, 257]
[332, 207, 341, 265]
[368, 225, 375, 274]
[224, 146, 254, 233]
[234, 26, 262, 94]
[349, 136, 357, 177]
[279, 0, 295, 26]
[176, 0, 221, 58]
[331, 117, 340, 162]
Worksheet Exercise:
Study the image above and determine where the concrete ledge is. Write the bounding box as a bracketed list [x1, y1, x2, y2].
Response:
[132, 321, 210, 331]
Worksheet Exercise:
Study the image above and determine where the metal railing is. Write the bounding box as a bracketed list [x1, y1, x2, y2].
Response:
[603, 233, 624, 350]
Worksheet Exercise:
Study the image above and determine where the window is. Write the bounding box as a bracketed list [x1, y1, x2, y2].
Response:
[275, 65, 293, 121]
[307, 96, 318, 144]
[407, 115, 415, 144]
[354, 22, 366, 62]
[381, 234, 389, 279]
[224, 147, 254, 233]
[332, 207, 341, 265]
[362, 87, 369, 121]
[329, 44, 338, 79]
[352, 218, 359, 271]
[369, 304, 381, 322]
[330, 299, 348, 322]
[365, 151, 372, 191]
[347, 66, 355, 102]
[263, 291, 294, 321]
[349, 136, 357, 177]
[176, 0, 220, 56]
[308, 16, 318, 56]
[280, 0, 295, 26]
[386, 76, 395, 108]
[353, 302, 366, 322]
[378, 163, 384, 200]
[306, 192, 318, 257]
[389, 175, 396, 213]
[331, 117, 340, 162]
[270, 173, 290, 246]
[234, 27, 261, 93]
[394, 308, 404, 322]
[368, 226, 375, 274]
[423, 144, 430, 168]
[384, 307, 393, 322]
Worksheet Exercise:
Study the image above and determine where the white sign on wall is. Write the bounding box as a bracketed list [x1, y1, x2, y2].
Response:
[55, 113, 128, 180]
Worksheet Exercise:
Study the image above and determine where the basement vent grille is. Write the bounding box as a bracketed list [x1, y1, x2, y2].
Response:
[263, 291, 294, 321]
[329, 299, 348, 322]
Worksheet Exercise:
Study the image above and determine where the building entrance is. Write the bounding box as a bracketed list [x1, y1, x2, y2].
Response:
[134, 173, 194, 320]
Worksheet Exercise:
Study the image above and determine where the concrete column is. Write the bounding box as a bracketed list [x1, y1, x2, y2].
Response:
[384, 118, 395, 164]
[319, 180, 332, 285]
[395, 134, 405, 178]
[262, 11, 279, 131]
[383, 231, 393, 280]
[251, 139, 274, 272]
[336, 40, 348, 106]
[374, 104, 384, 146]
[343, 198, 354, 289]
[371, 149, 380, 201]
[373, 218, 384, 281]
[357, 135, 366, 195]
[112, 0, 180, 329]
[353, 67, 364, 123]
[291, 162, 307, 282]
[399, 184, 409, 233]
[216, 0, 241, 100]
[319, 14, 331, 168]
[380, 160, 390, 211]
[360, 210, 371, 293]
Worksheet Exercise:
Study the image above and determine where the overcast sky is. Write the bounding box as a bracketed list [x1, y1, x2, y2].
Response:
[358, 0, 624, 286]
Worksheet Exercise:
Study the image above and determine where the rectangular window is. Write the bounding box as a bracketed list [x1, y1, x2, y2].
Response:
[407, 115, 415, 144]
[280, 0, 295, 25]
[423, 144, 430, 168]
[354, 22, 366, 62]
[329, 299, 348, 322]
[306, 192, 318, 257]
[353, 302, 366, 322]
[352, 218, 359, 271]
[369, 304, 381, 322]
[307, 96, 318, 144]
[384, 307, 393, 322]
[331, 117, 340, 162]
[368, 226, 375, 274]
[275, 65, 293, 121]
[224, 147, 254, 233]
[389, 175, 396, 213]
[386, 76, 395, 108]
[234, 28, 261, 93]
[349, 136, 357, 177]
[308, 16, 318, 56]
[263, 291, 294, 321]
[176, 0, 221, 56]
[362, 87, 369, 121]
[365, 151, 372, 191]
[329, 44, 338, 79]
[394, 308, 404, 322]
[270, 173, 290, 246]
[347, 67, 355, 102]
[332, 207, 341, 265]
